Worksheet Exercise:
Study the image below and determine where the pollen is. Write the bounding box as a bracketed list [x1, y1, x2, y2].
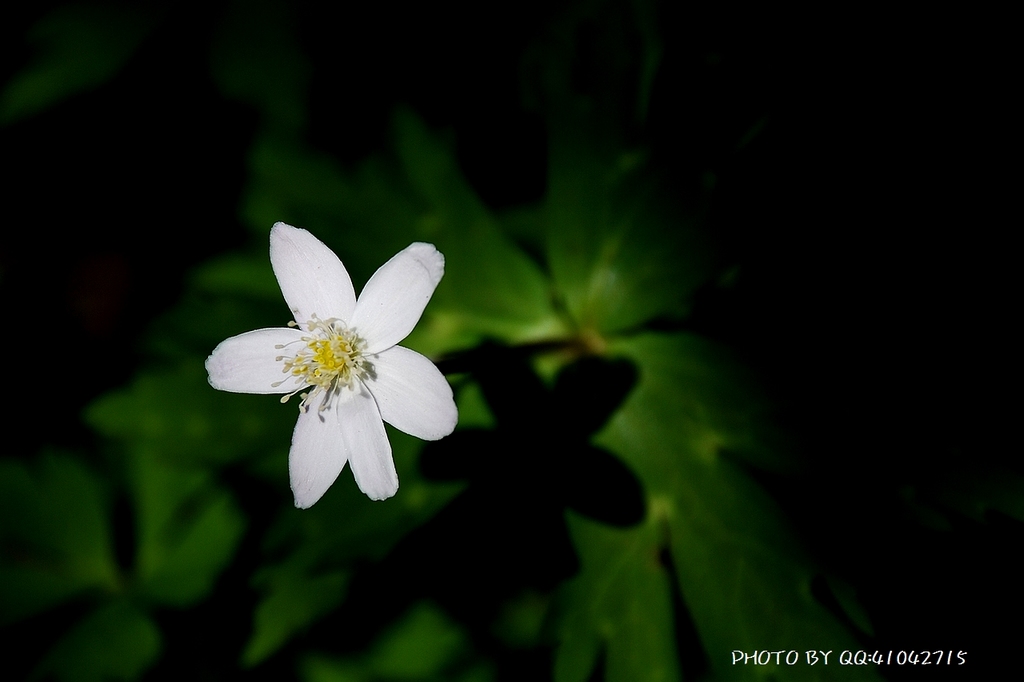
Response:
[273, 315, 371, 412]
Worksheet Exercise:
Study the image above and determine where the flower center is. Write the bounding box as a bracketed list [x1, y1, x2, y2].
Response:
[273, 315, 372, 412]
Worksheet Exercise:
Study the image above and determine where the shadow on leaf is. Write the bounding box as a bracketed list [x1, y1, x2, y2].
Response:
[424, 344, 645, 527]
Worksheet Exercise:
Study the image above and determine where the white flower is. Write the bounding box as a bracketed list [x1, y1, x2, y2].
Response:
[206, 222, 458, 507]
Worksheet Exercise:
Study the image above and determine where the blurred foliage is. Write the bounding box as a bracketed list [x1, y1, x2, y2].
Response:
[0, 3, 159, 124]
[1, 1, 1017, 681]
[0, 453, 120, 626]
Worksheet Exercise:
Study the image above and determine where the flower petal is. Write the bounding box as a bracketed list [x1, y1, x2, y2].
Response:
[289, 405, 348, 509]
[368, 346, 458, 440]
[342, 384, 399, 501]
[206, 327, 305, 394]
[270, 222, 357, 326]
[351, 242, 444, 353]
[289, 385, 397, 506]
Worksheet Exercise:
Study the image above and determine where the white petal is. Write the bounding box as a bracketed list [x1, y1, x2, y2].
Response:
[289, 405, 348, 509]
[342, 383, 399, 501]
[351, 242, 444, 353]
[206, 327, 305, 394]
[368, 346, 458, 440]
[289, 385, 397, 506]
[270, 222, 357, 326]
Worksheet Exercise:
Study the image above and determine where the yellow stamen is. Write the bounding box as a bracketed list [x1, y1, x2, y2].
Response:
[274, 315, 372, 412]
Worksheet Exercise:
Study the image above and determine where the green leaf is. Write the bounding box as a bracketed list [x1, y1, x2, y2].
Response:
[923, 468, 1024, 524]
[492, 591, 550, 650]
[236, 111, 564, 353]
[143, 288, 290, 360]
[297, 604, 495, 682]
[35, 599, 161, 682]
[263, 430, 462, 566]
[242, 556, 349, 667]
[85, 360, 294, 467]
[821, 574, 874, 638]
[0, 453, 119, 625]
[392, 109, 563, 345]
[1, 5, 156, 124]
[545, 131, 711, 335]
[300, 656, 368, 682]
[238, 133, 426, 289]
[595, 333, 881, 681]
[368, 602, 469, 679]
[242, 134, 364, 240]
[555, 513, 681, 682]
[242, 402, 470, 666]
[130, 451, 245, 607]
[210, 0, 309, 131]
[191, 251, 283, 301]
[249, 432, 462, 667]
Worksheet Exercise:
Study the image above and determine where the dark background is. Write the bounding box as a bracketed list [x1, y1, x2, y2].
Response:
[1, 2, 1015, 679]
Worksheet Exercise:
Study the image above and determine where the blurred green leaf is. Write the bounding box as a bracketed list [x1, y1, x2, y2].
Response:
[545, 136, 711, 335]
[298, 603, 494, 682]
[144, 290, 288, 360]
[35, 599, 160, 682]
[923, 468, 1024, 524]
[492, 591, 550, 650]
[241, 390, 476, 666]
[210, 0, 309, 131]
[130, 451, 245, 607]
[632, 0, 665, 125]
[242, 134, 363, 240]
[243, 555, 349, 667]
[301, 656, 368, 682]
[249, 432, 462, 668]
[554, 512, 680, 682]
[237, 134, 445, 340]
[368, 602, 468, 679]
[85, 360, 293, 467]
[392, 109, 564, 346]
[595, 333, 880, 681]
[0, 453, 119, 625]
[822, 574, 874, 638]
[191, 251, 283, 301]
[450, 377, 497, 430]
[241, 132, 433, 276]
[236, 110, 565, 353]
[1, 5, 156, 124]
[264, 430, 462, 566]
